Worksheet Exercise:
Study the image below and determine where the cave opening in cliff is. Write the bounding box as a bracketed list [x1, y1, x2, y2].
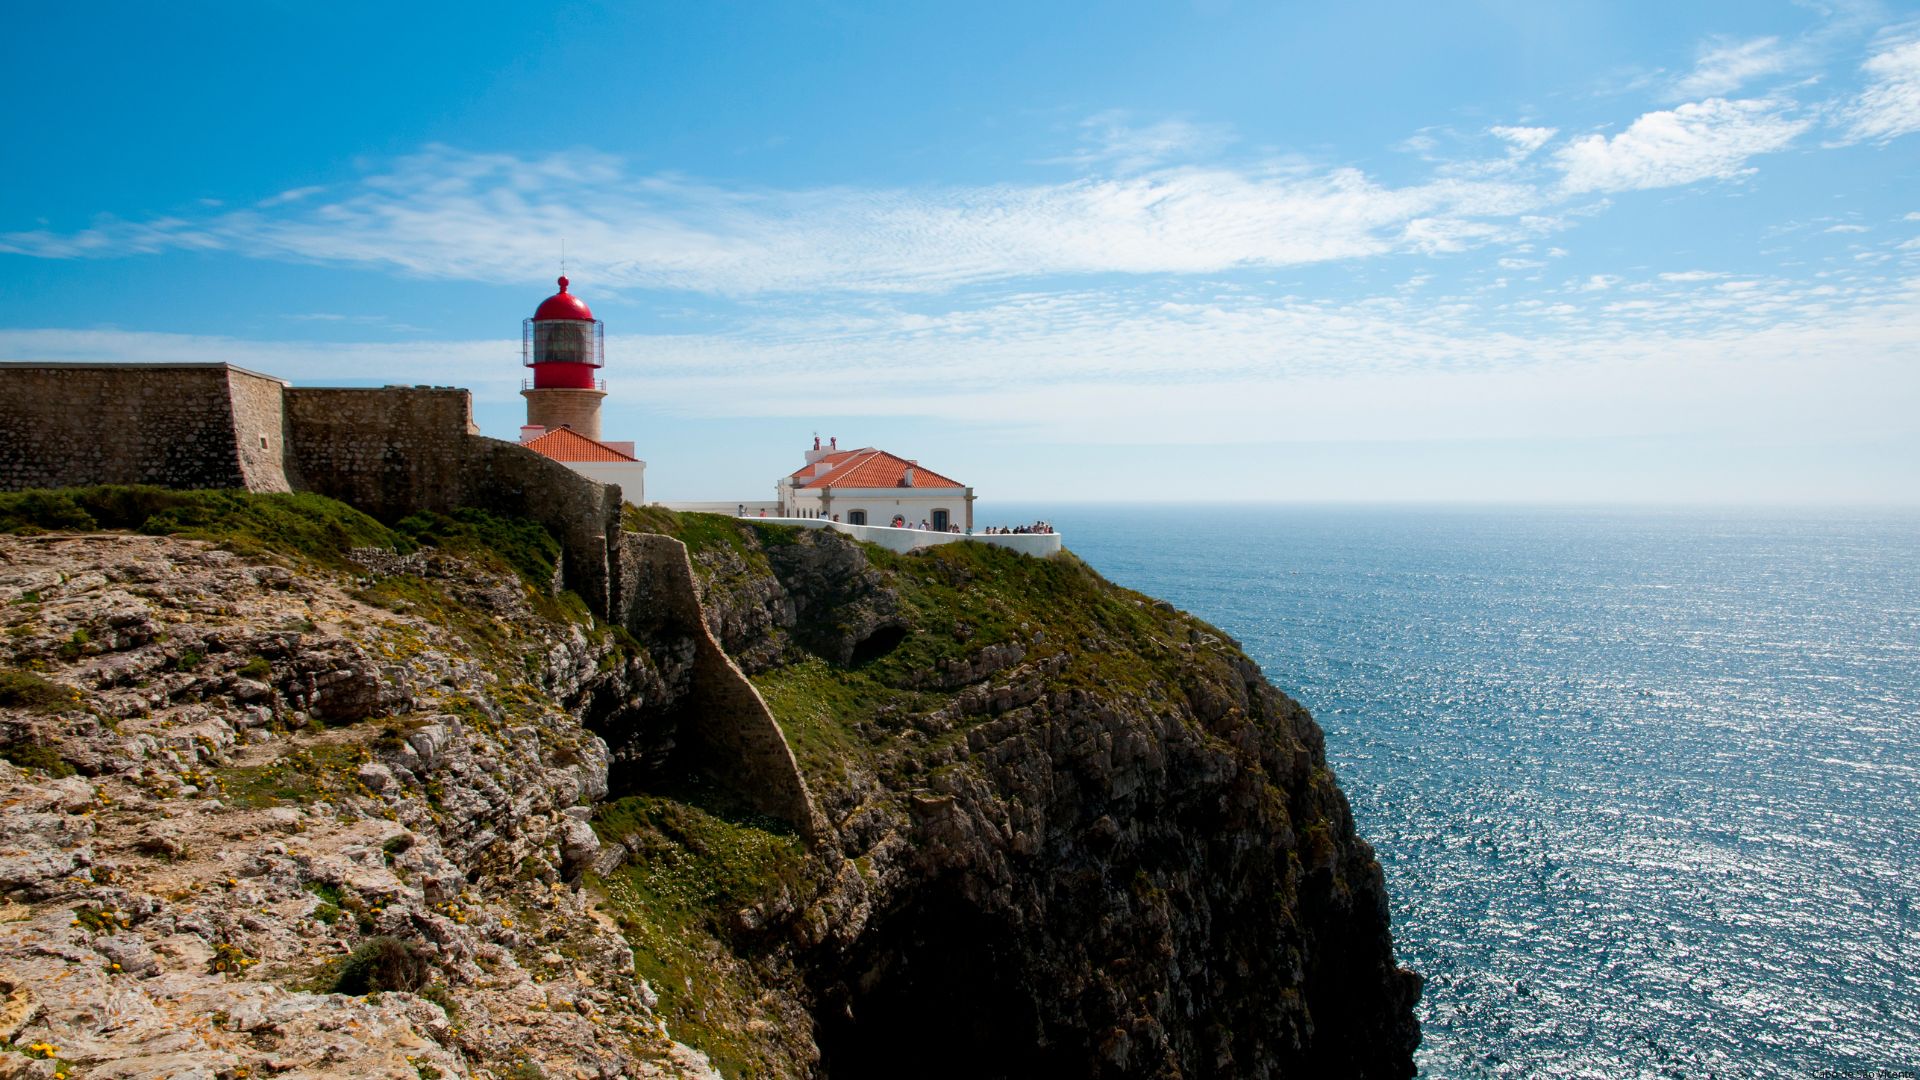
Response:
[847, 623, 908, 666]
[815, 887, 1073, 1080]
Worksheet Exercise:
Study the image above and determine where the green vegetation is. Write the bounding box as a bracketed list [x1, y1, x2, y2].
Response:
[56, 628, 90, 661]
[0, 668, 79, 710]
[237, 656, 273, 680]
[0, 486, 403, 566]
[208, 941, 255, 975]
[748, 530, 1207, 795]
[0, 738, 77, 777]
[305, 881, 345, 925]
[393, 507, 562, 589]
[332, 935, 431, 995]
[624, 504, 800, 570]
[0, 491, 588, 632]
[594, 779, 808, 1077]
[217, 741, 366, 808]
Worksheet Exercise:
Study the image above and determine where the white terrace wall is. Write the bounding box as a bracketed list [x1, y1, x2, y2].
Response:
[761, 516, 1062, 557]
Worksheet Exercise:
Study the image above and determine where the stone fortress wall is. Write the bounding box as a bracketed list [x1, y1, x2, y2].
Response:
[0, 361, 816, 837]
[0, 364, 262, 492]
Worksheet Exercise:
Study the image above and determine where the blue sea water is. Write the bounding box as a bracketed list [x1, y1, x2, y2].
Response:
[1000, 504, 1920, 1079]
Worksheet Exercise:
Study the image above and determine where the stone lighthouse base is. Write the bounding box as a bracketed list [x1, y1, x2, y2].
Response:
[522, 387, 607, 441]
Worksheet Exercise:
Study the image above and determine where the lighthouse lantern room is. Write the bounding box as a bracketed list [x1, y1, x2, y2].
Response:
[521, 276, 608, 440]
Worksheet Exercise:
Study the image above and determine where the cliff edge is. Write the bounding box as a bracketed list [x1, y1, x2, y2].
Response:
[0, 490, 1417, 1079]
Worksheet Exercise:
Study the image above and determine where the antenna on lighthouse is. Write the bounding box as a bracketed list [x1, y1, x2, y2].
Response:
[560, 238, 567, 277]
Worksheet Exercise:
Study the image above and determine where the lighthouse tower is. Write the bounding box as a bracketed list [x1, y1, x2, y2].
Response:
[521, 276, 607, 440]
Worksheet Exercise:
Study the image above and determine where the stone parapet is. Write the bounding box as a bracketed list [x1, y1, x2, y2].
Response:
[617, 532, 820, 840]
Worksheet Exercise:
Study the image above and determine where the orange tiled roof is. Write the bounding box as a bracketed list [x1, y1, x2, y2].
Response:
[524, 427, 639, 463]
[794, 447, 963, 490]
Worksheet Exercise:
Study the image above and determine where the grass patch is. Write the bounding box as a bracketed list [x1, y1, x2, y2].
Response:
[0, 669, 80, 710]
[0, 486, 405, 567]
[393, 507, 562, 590]
[594, 780, 810, 1076]
[217, 741, 365, 808]
[1, 738, 76, 777]
[752, 657, 917, 780]
[624, 505, 776, 565]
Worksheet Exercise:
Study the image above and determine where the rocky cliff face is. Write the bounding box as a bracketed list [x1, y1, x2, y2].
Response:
[0, 531, 717, 1079]
[642, 518, 1422, 1078]
[1, 496, 1417, 1079]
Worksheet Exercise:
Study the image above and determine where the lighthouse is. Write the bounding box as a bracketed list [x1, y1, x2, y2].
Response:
[521, 275, 607, 440]
[518, 275, 647, 504]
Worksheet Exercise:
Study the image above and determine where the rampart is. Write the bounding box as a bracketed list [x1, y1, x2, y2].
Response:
[616, 533, 820, 840]
[281, 387, 621, 613]
[0, 363, 294, 493]
[0, 361, 819, 838]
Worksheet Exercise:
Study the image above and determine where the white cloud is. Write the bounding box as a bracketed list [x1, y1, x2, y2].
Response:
[259, 185, 326, 208]
[1490, 125, 1558, 156]
[5, 274, 1914, 454]
[1053, 111, 1235, 172]
[1671, 37, 1794, 98]
[1555, 98, 1809, 193]
[0, 145, 1545, 295]
[1844, 37, 1920, 142]
[1826, 223, 1869, 232]
[1660, 270, 1728, 282]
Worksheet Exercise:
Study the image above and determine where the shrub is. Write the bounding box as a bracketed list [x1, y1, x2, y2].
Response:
[332, 935, 431, 995]
[0, 491, 96, 532]
[0, 487, 404, 566]
[0, 669, 78, 710]
[393, 508, 562, 588]
[0, 739, 75, 777]
[238, 656, 272, 680]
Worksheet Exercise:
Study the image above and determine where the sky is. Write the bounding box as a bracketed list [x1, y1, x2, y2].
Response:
[2, 1, 1918, 506]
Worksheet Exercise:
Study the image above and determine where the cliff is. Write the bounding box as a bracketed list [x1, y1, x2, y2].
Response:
[0, 489, 1417, 1079]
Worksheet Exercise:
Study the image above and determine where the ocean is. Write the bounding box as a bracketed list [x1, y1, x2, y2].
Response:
[1000, 503, 1920, 1079]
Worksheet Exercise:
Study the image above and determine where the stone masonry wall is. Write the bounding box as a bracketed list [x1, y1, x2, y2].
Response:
[0, 364, 253, 492]
[619, 532, 820, 840]
[0, 362, 818, 838]
[282, 386, 622, 616]
[225, 367, 296, 493]
[281, 387, 477, 520]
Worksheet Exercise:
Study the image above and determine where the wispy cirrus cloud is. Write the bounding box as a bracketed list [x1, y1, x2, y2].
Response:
[1049, 110, 1236, 172]
[1554, 98, 1809, 193]
[0, 145, 1546, 295]
[5, 270, 1914, 449]
[1670, 36, 1798, 99]
[1843, 36, 1920, 142]
[0, 22, 1912, 306]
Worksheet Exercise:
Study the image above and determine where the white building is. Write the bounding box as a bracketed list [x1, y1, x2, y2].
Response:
[520, 425, 647, 504]
[777, 439, 975, 532]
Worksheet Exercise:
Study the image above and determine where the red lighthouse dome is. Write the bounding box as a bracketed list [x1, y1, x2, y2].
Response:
[523, 275, 604, 391]
[533, 276, 594, 322]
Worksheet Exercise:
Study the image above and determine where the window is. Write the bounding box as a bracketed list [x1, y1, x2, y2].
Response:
[847, 510, 867, 525]
[932, 509, 950, 531]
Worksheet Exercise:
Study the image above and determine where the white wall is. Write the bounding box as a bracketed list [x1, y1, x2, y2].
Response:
[660, 501, 781, 516]
[758, 516, 1061, 557]
[784, 486, 968, 530]
[563, 460, 647, 505]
